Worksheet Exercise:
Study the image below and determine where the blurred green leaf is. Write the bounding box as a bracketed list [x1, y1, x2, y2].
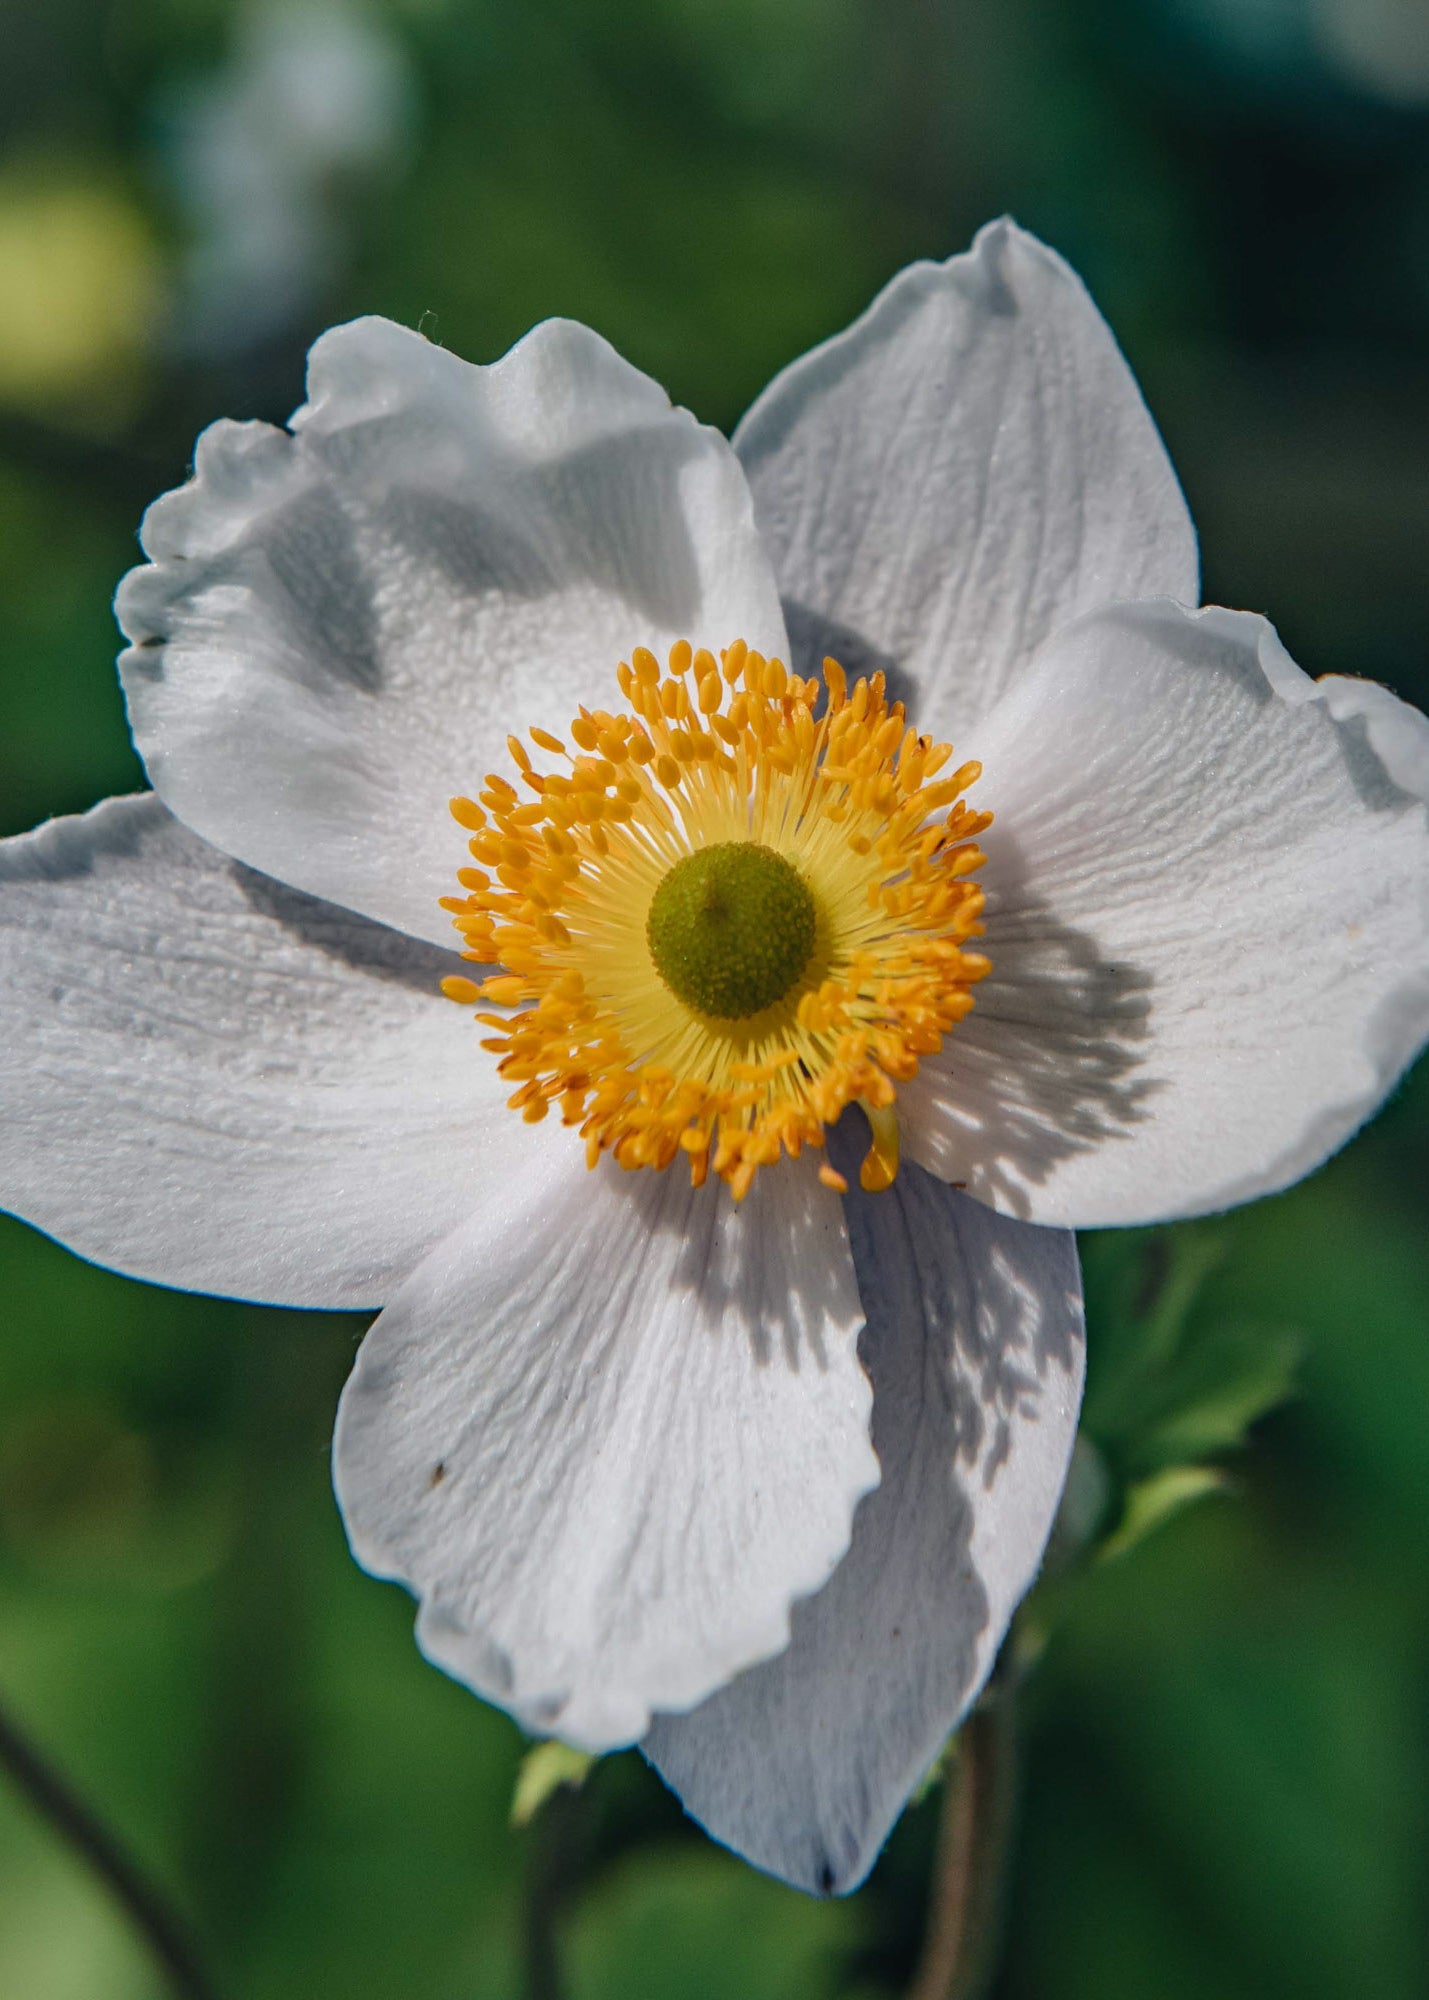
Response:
[1024, 1499, 1429, 2000]
[1131, 1321, 1304, 1474]
[1082, 1229, 1302, 1488]
[1098, 1464, 1229, 1564]
[564, 1848, 862, 2000]
[1082, 1227, 1226, 1442]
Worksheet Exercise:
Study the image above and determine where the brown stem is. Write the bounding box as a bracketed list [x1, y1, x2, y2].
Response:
[0, 1690, 221, 2000]
[906, 1686, 1017, 2000]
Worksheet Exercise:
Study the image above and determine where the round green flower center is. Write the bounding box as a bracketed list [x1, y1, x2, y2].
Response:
[645, 841, 816, 1020]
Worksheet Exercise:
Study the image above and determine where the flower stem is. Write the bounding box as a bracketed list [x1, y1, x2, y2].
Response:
[522, 1781, 582, 2000]
[906, 1681, 1017, 2000]
[0, 1688, 221, 2000]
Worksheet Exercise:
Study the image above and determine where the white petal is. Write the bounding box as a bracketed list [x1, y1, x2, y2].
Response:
[117, 315, 787, 944]
[902, 600, 1429, 1225]
[643, 1146, 1083, 1896]
[734, 218, 1197, 740]
[0, 794, 551, 1307]
[332, 1152, 878, 1752]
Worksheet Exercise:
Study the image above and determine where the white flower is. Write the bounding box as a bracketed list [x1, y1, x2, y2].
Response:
[163, 0, 415, 357]
[2, 219, 1427, 1896]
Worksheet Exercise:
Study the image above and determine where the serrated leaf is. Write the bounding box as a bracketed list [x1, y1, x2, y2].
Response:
[1098, 1464, 1229, 1563]
[510, 1740, 595, 1827]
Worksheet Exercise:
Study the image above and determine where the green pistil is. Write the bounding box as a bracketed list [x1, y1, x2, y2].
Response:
[646, 841, 816, 1020]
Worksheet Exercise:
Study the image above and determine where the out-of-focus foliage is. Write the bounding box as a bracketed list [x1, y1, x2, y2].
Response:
[0, 166, 160, 421]
[1076, 1226, 1304, 1559]
[0, 1, 1426, 1995]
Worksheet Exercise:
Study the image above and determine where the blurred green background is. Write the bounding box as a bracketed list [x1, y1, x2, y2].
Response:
[1, 0, 1427, 1994]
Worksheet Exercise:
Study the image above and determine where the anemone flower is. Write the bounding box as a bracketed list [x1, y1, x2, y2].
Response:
[2, 220, 1426, 1896]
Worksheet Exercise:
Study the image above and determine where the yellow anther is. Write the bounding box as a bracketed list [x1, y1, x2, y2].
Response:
[440, 634, 989, 1199]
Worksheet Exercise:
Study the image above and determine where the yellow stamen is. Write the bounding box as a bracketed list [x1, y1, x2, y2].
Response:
[440, 641, 992, 1198]
[858, 1098, 901, 1194]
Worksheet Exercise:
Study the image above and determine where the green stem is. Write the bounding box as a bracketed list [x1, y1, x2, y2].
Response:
[0, 1689, 221, 2000]
[906, 1684, 1018, 2000]
[523, 1782, 582, 2000]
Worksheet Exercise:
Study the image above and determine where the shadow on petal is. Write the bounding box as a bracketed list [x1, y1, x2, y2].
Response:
[904, 849, 1159, 1216]
[235, 860, 471, 992]
[123, 475, 387, 696]
[644, 1127, 1084, 1895]
[363, 427, 715, 636]
[782, 599, 914, 710]
[335, 1149, 875, 1751]
[613, 1150, 858, 1377]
